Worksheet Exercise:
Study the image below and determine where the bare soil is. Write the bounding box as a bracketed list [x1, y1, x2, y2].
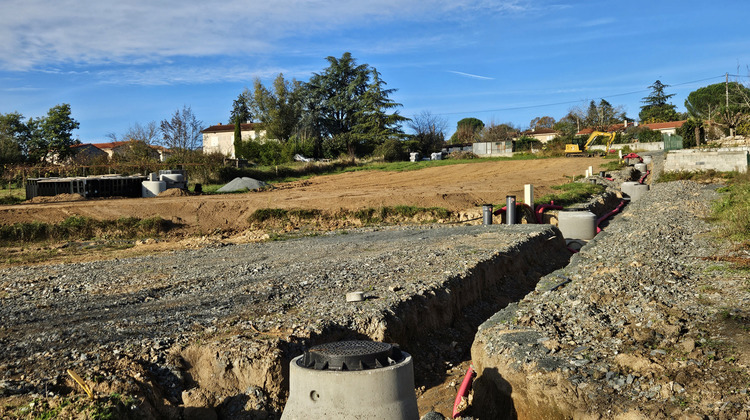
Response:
[0, 158, 607, 237]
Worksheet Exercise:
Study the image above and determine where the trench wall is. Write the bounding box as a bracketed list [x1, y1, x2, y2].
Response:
[175, 226, 572, 417]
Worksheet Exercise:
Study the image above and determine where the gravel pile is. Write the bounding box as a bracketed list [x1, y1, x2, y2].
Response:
[472, 154, 750, 419]
[216, 177, 269, 192]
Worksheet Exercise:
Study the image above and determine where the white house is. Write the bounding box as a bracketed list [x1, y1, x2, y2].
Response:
[520, 128, 560, 143]
[640, 120, 686, 136]
[202, 123, 267, 158]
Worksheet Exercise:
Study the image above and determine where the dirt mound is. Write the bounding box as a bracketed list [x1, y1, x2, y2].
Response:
[158, 188, 190, 197]
[27, 193, 86, 203]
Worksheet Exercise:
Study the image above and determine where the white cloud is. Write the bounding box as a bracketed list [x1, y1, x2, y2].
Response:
[0, 0, 530, 71]
[95, 63, 306, 86]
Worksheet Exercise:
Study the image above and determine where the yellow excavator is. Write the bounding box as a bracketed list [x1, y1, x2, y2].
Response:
[565, 131, 616, 157]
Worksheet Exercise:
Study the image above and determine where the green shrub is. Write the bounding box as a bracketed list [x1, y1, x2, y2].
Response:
[374, 139, 406, 162]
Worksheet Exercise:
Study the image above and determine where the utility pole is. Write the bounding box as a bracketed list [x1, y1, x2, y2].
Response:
[726, 72, 730, 108]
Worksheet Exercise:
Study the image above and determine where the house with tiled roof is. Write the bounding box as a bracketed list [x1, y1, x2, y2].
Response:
[576, 120, 686, 136]
[89, 141, 131, 159]
[520, 128, 560, 143]
[202, 123, 267, 158]
[640, 120, 686, 135]
[70, 143, 108, 160]
[71, 140, 171, 162]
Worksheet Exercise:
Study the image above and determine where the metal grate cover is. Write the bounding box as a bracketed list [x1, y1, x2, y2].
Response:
[297, 340, 404, 371]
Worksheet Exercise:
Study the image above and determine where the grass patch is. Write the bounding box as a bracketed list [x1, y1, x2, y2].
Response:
[600, 158, 626, 172]
[248, 206, 453, 228]
[9, 393, 138, 420]
[536, 182, 606, 207]
[0, 216, 174, 246]
[657, 169, 737, 183]
[212, 153, 548, 187]
[711, 171, 750, 242]
[0, 186, 25, 205]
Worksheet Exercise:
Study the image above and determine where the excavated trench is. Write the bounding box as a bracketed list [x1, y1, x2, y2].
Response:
[172, 227, 570, 417]
[153, 190, 625, 419]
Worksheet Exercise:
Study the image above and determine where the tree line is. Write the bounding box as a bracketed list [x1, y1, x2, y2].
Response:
[4, 64, 750, 168]
[229, 52, 409, 163]
[446, 78, 750, 150]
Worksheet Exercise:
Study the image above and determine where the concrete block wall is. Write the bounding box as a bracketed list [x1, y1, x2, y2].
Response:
[589, 142, 664, 152]
[664, 149, 749, 173]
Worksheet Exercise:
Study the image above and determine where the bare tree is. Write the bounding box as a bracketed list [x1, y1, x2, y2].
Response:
[124, 121, 159, 144]
[159, 105, 204, 154]
[408, 111, 447, 154]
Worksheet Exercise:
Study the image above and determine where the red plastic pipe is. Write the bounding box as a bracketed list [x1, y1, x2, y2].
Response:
[452, 365, 476, 419]
[535, 202, 563, 224]
[639, 170, 650, 184]
[596, 200, 626, 233]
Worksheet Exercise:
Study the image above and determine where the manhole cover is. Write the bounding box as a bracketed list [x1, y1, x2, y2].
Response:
[297, 340, 404, 371]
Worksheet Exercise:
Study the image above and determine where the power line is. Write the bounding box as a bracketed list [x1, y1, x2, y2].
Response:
[421, 74, 729, 118]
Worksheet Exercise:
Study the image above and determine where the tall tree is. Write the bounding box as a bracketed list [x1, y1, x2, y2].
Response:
[230, 93, 251, 125]
[584, 99, 625, 131]
[685, 82, 750, 120]
[306, 53, 405, 157]
[26, 104, 80, 162]
[230, 93, 252, 158]
[639, 80, 679, 123]
[350, 68, 408, 153]
[250, 74, 304, 143]
[159, 105, 204, 156]
[448, 117, 484, 144]
[0, 112, 30, 164]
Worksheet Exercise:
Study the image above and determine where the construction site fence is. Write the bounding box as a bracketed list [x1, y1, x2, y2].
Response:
[0, 163, 213, 189]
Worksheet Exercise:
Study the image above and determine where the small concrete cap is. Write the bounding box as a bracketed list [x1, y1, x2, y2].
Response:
[346, 291, 365, 302]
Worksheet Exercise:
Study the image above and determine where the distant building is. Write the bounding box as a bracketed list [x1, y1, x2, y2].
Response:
[640, 120, 686, 136]
[519, 128, 560, 143]
[70, 140, 171, 162]
[202, 123, 267, 158]
[70, 143, 108, 160]
[576, 120, 686, 136]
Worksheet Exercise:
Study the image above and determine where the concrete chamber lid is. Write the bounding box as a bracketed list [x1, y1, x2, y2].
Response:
[298, 340, 404, 371]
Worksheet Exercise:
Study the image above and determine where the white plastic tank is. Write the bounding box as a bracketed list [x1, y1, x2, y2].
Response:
[282, 341, 419, 420]
[557, 210, 596, 240]
[142, 180, 166, 197]
[160, 173, 184, 183]
[621, 181, 639, 198]
[629, 183, 650, 202]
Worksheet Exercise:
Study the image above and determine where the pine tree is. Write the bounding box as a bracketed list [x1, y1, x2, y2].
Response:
[639, 80, 679, 123]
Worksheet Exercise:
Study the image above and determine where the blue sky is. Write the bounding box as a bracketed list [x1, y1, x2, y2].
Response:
[1, 0, 749, 142]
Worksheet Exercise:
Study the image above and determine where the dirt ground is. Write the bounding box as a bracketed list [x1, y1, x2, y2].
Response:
[0, 157, 607, 417]
[0, 157, 608, 235]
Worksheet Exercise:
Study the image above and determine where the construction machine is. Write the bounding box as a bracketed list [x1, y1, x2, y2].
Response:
[565, 131, 616, 157]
